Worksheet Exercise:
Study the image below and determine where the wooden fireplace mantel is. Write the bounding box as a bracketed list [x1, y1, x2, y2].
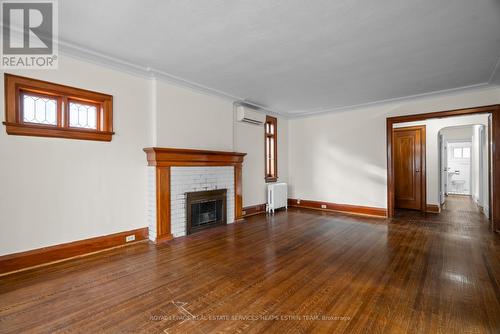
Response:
[144, 147, 246, 166]
[143, 147, 246, 243]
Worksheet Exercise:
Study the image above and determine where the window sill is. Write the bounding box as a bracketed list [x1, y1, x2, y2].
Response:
[265, 177, 278, 183]
[3, 122, 114, 142]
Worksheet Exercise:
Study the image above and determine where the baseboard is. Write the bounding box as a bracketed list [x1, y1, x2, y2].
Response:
[242, 204, 267, 217]
[288, 198, 387, 218]
[425, 204, 441, 213]
[483, 205, 490, 218]
[0, 227, 149, 276]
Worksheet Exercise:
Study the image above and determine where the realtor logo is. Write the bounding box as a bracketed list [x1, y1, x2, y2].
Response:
[1, 0, 58, 68]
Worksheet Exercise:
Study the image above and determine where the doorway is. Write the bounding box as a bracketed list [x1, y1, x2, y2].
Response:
[386, 104, 500, 232]
[446, 141, 472, 195]
[438, 124, 490, 217]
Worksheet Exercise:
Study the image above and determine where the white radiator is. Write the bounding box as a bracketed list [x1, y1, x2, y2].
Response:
[267, 182, 288, 213]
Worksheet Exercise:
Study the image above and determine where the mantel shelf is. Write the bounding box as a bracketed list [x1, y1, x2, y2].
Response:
[143, 147, 246, 167]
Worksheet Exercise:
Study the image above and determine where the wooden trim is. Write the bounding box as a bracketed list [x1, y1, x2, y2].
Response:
[426, 204, 441, 213]
[143, 147, 246, 167]
[3, 122, 113, 141]
[0, 227, 148, 276]
[288, 198, 387, 218]
[392, 125, 427, 212]
[3, 73, 114, 141]
[388, 105, 499, 124]
[243, 204, 267, 217]
[492, 111, 500, 231]
[265, 115, 278, 182]
[489, 115, 493, 220]
[387, 104, 500, 232]
[156, 167, 173, 242]
[234, 164, 244, 221]
[144, 147, 246, 242]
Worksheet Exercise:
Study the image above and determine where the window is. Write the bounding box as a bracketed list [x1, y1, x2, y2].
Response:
[265, 115, 278, 182]
[22, 93, 58, 125]
[3, 74, 113, 141]
[451, 145, 471, 160]
[462, 147, 471, 158]
[69, 101, 98, 129]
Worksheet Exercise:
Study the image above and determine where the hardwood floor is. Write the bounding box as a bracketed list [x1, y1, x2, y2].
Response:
[1, 196, 499, 333]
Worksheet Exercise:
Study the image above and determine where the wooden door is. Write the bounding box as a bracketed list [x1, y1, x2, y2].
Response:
[394, 126, 425, 211]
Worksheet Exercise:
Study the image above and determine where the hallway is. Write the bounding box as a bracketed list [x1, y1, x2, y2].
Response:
[395, 195, 491, 232]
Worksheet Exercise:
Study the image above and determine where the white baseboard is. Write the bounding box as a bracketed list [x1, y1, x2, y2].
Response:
[483, 205, 490, 218]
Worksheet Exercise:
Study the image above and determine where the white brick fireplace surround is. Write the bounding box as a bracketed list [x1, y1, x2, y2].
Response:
[148, 166, 235, 239]
[170, 167, 235, 237]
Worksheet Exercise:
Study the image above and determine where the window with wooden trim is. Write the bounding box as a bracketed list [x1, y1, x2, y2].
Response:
[3, 74, 114, 141]
[265, 115, 278, 182]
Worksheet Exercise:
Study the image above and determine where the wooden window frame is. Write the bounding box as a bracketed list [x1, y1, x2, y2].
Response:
[3, 73, 114, 141]
[265, 115, 278, 182]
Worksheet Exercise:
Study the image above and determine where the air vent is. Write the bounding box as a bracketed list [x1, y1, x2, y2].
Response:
[236, 105, 266, 125]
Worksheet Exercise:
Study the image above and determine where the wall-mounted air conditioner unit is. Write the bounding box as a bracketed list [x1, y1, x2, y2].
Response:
[236, 104, 266, 125]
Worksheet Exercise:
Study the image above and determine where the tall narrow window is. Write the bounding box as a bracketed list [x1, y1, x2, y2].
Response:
[3, 74, 113, 141]
[265, 115, 278, 182]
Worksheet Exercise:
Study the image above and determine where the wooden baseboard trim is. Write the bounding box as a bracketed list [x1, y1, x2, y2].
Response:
[242, 204, 267, 217]
[425, 204, 441, 214]
[288, 198, 387, 218]
[0, 227, 148, 276]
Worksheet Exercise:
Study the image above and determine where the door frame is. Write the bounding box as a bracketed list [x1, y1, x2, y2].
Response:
[438, 132, 446, 204]
[386, 104, 500, 232]
[393, 125, 426, 212]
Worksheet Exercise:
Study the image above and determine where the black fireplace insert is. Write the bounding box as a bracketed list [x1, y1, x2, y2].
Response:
[186, 189, 227, 234]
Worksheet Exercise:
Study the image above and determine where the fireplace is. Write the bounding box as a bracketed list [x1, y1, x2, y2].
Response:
[144, 147, 245, 242]
[186, 189, 227, 234]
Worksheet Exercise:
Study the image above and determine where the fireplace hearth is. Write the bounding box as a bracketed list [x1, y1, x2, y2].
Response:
[186, 189, 227, 234]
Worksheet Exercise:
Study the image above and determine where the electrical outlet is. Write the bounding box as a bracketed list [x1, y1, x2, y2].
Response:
[125, 235, 136, 242]
[242, 210, 246, 216]
[297, 199, 301, 204]
[321, 204, 327, 209]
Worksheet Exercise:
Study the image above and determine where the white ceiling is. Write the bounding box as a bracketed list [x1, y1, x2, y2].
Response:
[59, 0, 500, 116]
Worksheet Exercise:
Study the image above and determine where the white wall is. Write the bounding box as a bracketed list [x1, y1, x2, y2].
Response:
[472, 124, 490, 213]
[154, 80, 290, 207]
[289, 105, 388, 208]
[289, 86, 500, 209]
[154, 81, 289, 207]
[234, 114, 288, 207]
[155, 80, 234, 151]
[481, 124, 489, 215]
[394, 115, 489, 205]
[472, 126, 481, 201]
[0, 55, 288, 255]
[0, 55, 152, 256]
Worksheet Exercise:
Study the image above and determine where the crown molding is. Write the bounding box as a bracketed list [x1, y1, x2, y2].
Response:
[288, 83, 494, 118]
[57, 39, 150, 78]
[57, 39, 288, 119]
[57, 39, 497, 120]
[489, 56, 500, 84]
